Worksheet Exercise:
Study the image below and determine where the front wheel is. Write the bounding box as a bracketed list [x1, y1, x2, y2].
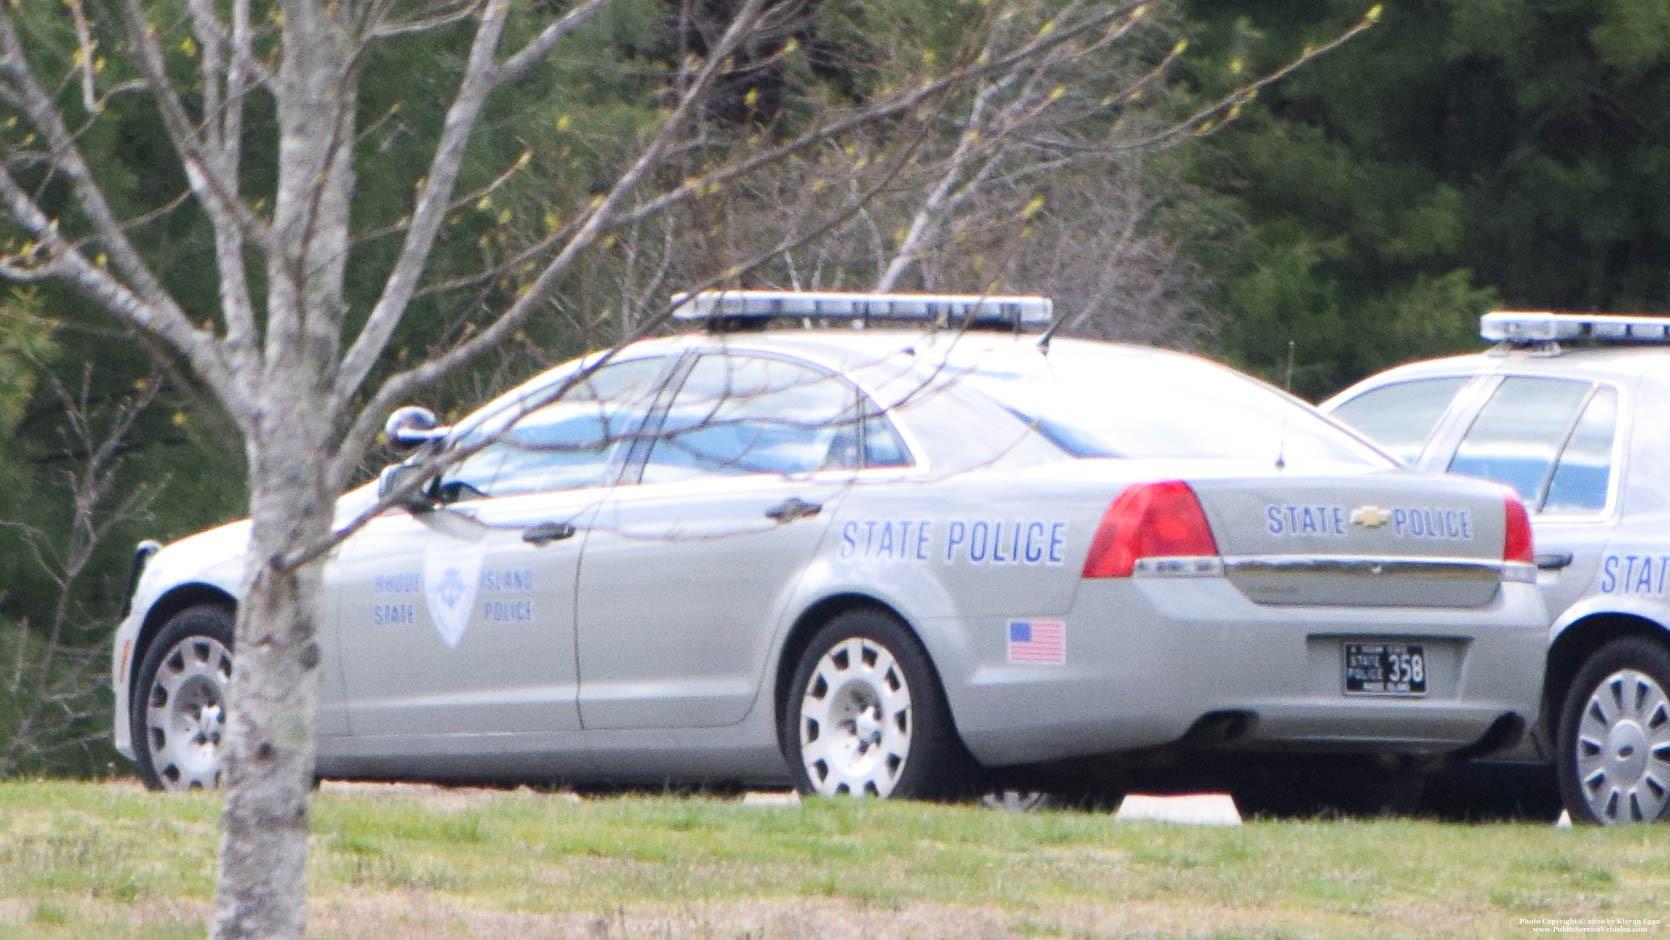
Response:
[1556, 637, 1670, 825]
[131, 606, 234, 791]
[781, 609, 974, 799]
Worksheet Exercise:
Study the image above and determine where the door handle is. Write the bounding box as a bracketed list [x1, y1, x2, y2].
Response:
[765, 497, 822, 523]
[1535, 551, 1573, 571]
[522, 521, 577, 545]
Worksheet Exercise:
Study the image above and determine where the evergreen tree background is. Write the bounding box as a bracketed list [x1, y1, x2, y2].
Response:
[1188, 0, 1670, 398]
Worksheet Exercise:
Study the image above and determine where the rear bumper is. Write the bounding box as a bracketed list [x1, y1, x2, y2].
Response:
[936, 576, 1548, 767]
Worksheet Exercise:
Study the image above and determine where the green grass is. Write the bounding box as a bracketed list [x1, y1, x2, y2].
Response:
[0, 780, 1666, 938]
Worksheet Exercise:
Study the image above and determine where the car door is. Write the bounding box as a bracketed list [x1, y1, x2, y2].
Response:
[333, 356, 669, 740]
[573, 351, 876, 729]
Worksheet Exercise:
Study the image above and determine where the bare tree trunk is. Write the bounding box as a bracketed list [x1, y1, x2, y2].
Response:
[211, 0, 356, 933]
[212, 474, 330, 938]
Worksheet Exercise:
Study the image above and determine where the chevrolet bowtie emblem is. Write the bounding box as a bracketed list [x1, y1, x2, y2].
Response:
[1350, 506, 1392, 529]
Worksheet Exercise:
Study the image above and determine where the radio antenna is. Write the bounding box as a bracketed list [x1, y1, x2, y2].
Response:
[1276, 340, 1296, 471]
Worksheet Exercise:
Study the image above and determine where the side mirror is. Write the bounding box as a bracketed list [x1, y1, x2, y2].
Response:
[384, 406, 449, 454]
[377, 462, 435, 513]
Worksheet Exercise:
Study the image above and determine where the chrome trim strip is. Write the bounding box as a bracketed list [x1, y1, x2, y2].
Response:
[1221, 555, 1505, 582]
[1132, 557, 1224, 578]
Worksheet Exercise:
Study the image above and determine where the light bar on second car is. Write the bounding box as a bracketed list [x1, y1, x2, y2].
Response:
[1482, 311, 1670, 345]
[671, 289, 1053, 329]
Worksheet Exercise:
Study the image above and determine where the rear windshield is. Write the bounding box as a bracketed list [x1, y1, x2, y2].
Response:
[967, 351, 1393, 469]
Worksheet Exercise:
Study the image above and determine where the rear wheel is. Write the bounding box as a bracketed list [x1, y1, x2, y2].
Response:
[1556, 637, 1670, 825]
[782, 609, 974, 799]
[131, 606, 234, 791]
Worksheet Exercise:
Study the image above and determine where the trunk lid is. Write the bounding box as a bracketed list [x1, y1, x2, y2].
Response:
[1189, 471, 1511, 608]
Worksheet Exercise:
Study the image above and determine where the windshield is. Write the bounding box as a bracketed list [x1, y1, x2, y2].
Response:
[966, 348, 1392, 468]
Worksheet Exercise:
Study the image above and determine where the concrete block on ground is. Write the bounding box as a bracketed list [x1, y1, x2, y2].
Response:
[1114, 792, 1242, 827]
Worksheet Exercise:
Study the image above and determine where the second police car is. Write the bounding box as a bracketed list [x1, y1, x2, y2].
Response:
[113, 291, 1548, 806]
[1326, 311, 1670, 825]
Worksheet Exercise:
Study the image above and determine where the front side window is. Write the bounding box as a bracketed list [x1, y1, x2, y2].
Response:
[439, 358, 665, 500]
[1328, 377, 1469, 464]
[641, 354, 877, 482]
[1447, 376, 1595, 507]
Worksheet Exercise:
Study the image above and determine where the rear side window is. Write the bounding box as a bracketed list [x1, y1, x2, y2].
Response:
[969, 352, 1391, 468]
[1447, 376, 1614, 512]
[641, 354, 903, 482]
[1328, 377, 1468, 464]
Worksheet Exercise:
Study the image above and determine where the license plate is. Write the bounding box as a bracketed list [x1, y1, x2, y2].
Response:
[1343, 643, 1426, 696]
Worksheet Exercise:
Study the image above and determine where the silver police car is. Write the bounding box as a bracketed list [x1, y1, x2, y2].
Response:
[113, 291, 1548, 802]
[1325, 311, 1670, 825]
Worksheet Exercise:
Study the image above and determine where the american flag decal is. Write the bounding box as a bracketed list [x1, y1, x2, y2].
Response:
[1007, 619, 1066, 665]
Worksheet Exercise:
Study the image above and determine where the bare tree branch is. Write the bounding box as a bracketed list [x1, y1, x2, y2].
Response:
[333, 0, 521, 416]
[332, 0, 778, 480]
[0, 15, 239, 402]
[491, 0, 614, 83]
[2, 366, 160, 779]
[368, 0, 483, 43]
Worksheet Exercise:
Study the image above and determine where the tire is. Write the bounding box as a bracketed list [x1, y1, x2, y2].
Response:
[781, 609, 975, 799]
[1555, 637, 1670, 825]
[131, 606, 234, 791]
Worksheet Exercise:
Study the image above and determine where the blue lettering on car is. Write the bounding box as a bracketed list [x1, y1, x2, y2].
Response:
[1024, 521, 1047, 563]
[372, 603, 416, 625]
[945, 520, 966, 563]
[839, 519, 936, 562]
[481, 599, 534, 622]
[943, 519, 1067, 567]
[373, 572, 421, 594]
[1390, 507, 1473, 540]
[844, 517, 1067, 566]
[1600, 554, 1670, 594]
[1264, 504, 1347, 536]
[1266, 504, 1472, 539]
[481, 569, 534, 592]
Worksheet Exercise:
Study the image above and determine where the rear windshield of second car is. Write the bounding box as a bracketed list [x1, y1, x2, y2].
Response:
[969, 351, 1392, 469]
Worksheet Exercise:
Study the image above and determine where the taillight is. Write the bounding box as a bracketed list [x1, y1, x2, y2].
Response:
[1083, 480, 1220, 578]
[1502, 495, 1533, 565]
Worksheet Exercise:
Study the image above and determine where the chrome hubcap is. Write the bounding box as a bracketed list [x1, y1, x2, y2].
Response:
[798, 637, 912, 797]
[982, 789, 1049, 812]
[1575, 668, 1670, 824]
[144, 635, 232, 790]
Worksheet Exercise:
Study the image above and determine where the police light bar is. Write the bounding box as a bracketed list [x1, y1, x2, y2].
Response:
[1481, 311, 1670, 345]
[671, 289, 1053, 329]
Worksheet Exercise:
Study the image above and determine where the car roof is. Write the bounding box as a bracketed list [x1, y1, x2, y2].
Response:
[468, 328, 1248, 440]
[626, 327, 1227, 378]
[1337, 342, 1670, 391]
